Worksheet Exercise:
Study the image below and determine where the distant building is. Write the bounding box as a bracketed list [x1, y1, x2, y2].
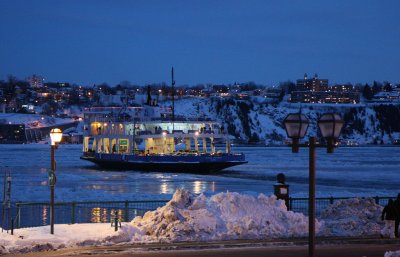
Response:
[212, 85, 229, 93]
[371, 91, 400, 102]
[296, 73, 328, 92]
[99, 92, 124, 106]
[331, 84, 354, 92]
[290, 74, 360, 104]
[265, 88, 282, 98]
[27, 75, 44, 88]
[0, 124, 26, 143]
[235, 92, 250, 100]
[290, 91, 360, 104]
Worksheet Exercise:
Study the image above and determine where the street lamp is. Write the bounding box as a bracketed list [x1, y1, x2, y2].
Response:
[283, 113, 309, 153]
[283, 113, 343, 257]
[318, 113, 344, 153]
[49, 128, 62, 234]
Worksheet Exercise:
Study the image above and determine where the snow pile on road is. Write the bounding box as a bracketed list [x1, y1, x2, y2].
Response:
[385, 250, 400, 257]
[319, 197, 383, 237]
[117, 189, 318, 242]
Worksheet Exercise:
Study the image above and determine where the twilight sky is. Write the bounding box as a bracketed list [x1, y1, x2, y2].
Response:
[0, 0, 399, 86]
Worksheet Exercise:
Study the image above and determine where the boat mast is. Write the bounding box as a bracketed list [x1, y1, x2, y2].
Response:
[132, 118, 136, 155]
[171, 67, 175, 131]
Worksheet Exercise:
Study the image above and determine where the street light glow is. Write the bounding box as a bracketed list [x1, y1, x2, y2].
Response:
[50, 128, 63, 145]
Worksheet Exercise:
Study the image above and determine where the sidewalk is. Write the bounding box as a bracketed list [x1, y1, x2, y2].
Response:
[13, 237, 400, 257]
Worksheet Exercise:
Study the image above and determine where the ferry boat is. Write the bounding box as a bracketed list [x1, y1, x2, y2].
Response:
[80, 97, 247, 173]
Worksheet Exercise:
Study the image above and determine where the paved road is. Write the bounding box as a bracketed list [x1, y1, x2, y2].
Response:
[11, 238, 400, 257]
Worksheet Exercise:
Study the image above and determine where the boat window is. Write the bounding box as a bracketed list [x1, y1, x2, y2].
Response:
[119, 139, 129, 153]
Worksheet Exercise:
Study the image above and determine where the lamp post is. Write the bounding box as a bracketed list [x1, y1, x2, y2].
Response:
[49, 128, 62, 234]
[283, 113, 343, 257]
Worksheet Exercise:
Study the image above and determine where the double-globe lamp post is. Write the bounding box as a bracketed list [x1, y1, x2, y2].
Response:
[283, 113, 344, 257]
[49, 128, 62, 234]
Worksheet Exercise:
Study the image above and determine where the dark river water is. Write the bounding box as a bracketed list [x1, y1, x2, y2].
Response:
[0, 144, 399, 202]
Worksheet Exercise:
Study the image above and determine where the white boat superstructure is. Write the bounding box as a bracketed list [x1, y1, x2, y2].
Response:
[81, 104, 246, 172]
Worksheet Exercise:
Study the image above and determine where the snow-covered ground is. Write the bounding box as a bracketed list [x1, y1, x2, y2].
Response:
[0, 189, 399, 255]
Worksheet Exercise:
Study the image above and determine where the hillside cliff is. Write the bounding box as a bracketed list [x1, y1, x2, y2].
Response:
[171, 97, 400, 145]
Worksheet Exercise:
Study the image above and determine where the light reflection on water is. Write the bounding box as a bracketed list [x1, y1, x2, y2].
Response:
[82, 184, 130, 194]
[158, 180, 215, 195]
[193, 181, 202, 194]
[42, 206, 48, 226]
[211, 181, 216, 192]
[160, 183, 168, 194]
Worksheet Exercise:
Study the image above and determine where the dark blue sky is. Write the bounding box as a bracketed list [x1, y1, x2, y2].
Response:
[1, 0, 399, 86]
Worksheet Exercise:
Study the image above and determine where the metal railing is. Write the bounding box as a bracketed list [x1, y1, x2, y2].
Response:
[288, 196, 393, 216]
[0, 196, 395, 230]
[13, 200, 168, 229]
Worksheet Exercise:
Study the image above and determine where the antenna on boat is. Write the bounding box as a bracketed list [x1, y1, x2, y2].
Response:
[171, 67, 175, 130]
[146, 85, 152, 105]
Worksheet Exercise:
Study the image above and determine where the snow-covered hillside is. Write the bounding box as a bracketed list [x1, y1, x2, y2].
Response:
[3, 97, 398, 145]
[164, 97, 400, 145]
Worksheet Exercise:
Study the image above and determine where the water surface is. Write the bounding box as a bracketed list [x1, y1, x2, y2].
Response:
[0, 144, 399, 202]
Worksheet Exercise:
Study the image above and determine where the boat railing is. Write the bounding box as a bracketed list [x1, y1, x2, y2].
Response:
[88, 115, 215, 123]
[82, 151, 95, 158]
[137, 130, 153, 135]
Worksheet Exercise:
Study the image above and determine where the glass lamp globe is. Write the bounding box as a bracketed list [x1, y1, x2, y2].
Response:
[50, 128, 63, 145]
[318, 113, 344, 153]
[283, 113, 309, 153]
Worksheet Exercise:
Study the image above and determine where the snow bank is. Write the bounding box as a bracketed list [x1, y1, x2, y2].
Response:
[0, 223, 112, 254]
[385, 250, 400, 257]
[115, 189, 318, 243]
[319, 198, 383, 237]
[1, 190, 398, 254]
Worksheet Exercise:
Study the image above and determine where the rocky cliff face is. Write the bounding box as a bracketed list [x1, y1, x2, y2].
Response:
[171, 97, 400, 145]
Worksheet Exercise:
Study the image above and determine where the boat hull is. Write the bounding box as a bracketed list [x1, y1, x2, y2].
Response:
[81, 152, 247, 172]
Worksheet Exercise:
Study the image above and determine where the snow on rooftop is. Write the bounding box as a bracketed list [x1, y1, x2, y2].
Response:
[0, 113, 74, 128]
[0, 189, 399, 255]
